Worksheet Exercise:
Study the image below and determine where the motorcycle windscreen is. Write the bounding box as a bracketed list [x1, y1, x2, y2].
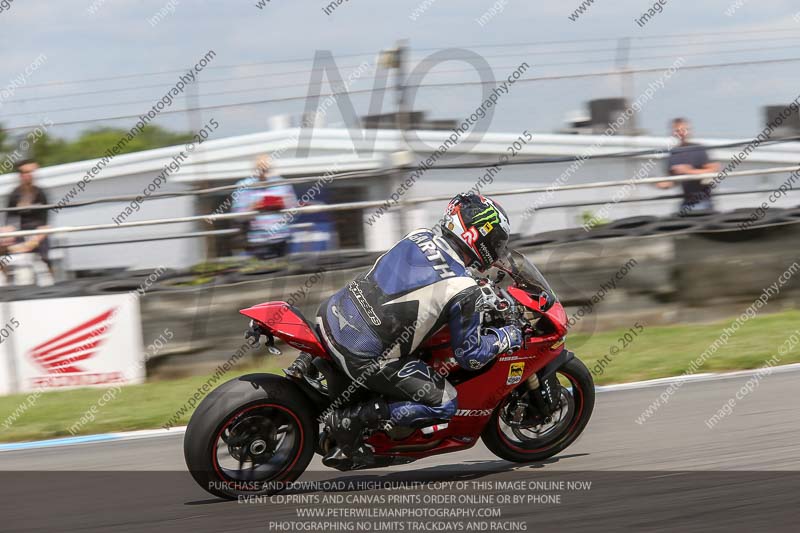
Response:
[493, 249, 556, 299]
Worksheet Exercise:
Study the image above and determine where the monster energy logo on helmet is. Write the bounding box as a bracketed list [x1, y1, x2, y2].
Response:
[472, 206, 500, 227]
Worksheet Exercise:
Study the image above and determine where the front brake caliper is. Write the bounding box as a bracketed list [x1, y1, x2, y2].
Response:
[538, 374, 562, 415]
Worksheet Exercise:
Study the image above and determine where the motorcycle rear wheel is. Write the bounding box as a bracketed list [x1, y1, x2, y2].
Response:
[184, 373, 317, 500]
[482, 357, 595, 463]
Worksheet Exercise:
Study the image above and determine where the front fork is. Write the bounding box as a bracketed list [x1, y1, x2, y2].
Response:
[506, 349, 574, 426]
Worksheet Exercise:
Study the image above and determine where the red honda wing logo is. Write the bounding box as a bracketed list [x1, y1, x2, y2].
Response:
[30, 308, 116, 374]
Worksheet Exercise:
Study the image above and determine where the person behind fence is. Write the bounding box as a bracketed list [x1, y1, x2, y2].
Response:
[232, 154, 297, 258]
[316, 193, 523, 467]
[656, 118, 721, 214]
[1, 159, 52, 275]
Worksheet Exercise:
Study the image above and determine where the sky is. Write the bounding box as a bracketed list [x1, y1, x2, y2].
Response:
[2, 0, 800, 144]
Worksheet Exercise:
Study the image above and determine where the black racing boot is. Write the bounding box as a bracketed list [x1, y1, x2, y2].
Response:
[322, 399, 389, 470]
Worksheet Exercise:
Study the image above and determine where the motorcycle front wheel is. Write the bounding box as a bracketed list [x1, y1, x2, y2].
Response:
[482, 356, 595, 463]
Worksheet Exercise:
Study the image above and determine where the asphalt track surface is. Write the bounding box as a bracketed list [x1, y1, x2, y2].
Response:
[2, 368, 800, 531]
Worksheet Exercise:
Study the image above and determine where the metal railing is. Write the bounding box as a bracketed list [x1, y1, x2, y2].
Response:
[0, 163, 797, 240]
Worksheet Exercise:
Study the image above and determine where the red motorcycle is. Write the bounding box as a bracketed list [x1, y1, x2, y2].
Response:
[184, 250, 595, 499]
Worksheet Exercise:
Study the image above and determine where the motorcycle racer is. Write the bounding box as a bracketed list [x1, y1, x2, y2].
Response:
[316, 193, 523, 466]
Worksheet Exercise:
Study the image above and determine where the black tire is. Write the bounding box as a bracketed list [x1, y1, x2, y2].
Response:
[514, 236, 560, 248]
[0, 284, 37, 302]
[577, 228, 640, 241]
[112, 268, 179, 281]
[519, 228, 584, 247]
[184, 373, 318, 500]
[772, 207, 800, 224]
[701, 211, 761, 230]
[84, 277, 160, 296]
[482, 357, 595, 463]
[4, 281, 88, 301]
[606, 215, 657, 231]
[152, 274, 219, 291]
[638, 219, 701, 236]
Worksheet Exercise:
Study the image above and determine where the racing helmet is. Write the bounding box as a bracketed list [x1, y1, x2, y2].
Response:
[440, 193, 511, 270]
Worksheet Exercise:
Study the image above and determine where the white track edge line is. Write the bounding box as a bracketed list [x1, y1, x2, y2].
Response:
[4, 363, 800, 451]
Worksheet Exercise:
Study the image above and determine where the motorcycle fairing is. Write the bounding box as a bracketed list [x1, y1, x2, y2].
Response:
[240, 302, 327, 357]
[365, 333, 565, 457]
[507, 288, 569, 337]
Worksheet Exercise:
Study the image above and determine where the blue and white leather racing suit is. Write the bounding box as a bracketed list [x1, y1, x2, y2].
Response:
[316, 229, 508, 428]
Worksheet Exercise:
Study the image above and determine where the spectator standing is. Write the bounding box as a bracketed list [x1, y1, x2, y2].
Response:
[232, 155, 297, 258]
[656, 118, 721, 215]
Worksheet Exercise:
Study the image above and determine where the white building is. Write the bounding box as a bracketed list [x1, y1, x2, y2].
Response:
[1, 126, 796, 272]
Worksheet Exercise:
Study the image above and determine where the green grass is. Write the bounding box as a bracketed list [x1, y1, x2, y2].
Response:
[0, 359, 285, 443]
[1, 309, 799, 443]
[573, 309, 800, 385]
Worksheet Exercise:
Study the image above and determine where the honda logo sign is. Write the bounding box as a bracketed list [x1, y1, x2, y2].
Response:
[8, 294, 145, 393]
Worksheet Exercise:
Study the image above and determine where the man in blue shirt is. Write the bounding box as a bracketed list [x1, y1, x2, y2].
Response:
[656, 118, 721, 215]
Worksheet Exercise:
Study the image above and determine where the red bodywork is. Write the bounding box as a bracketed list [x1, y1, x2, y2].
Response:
[240, 302, 328, 358]
[240, 293, 568, 460]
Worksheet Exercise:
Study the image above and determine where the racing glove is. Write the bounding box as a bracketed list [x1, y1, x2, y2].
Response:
[485, 325, 523, 355]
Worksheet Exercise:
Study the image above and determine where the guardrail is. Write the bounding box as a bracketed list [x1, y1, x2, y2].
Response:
[0, 163, 797, 239]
